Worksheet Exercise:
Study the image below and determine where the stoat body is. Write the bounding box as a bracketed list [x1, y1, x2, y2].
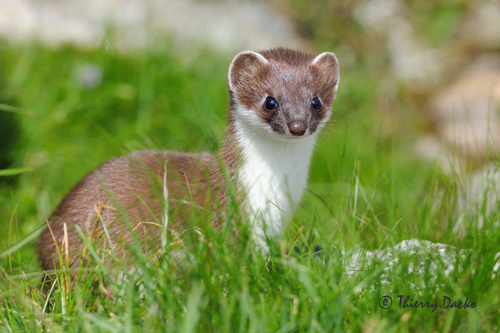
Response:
[37, 48, 340, 270]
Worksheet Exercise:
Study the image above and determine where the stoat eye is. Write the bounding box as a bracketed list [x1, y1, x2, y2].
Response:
[311, 97, 322, 111]
[264, 96, 279, 111]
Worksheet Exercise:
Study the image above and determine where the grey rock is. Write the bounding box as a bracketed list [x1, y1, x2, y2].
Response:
[345, 239, 499, 290]
[0, 0, 306, 53]
[455, 162, 500, 234]
[428, 55, 500, 161]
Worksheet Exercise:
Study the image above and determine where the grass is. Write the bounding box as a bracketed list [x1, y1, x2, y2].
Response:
[0, 38, 499, 332]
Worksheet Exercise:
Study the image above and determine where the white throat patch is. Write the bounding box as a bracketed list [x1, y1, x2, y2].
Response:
[233, 103, 319, 252]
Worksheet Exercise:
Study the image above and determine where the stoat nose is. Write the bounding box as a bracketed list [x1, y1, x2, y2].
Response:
[289, 122, 306, 136]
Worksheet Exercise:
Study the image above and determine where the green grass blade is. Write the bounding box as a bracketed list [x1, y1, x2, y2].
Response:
[0, 103, 30, 115]
[0, 167, 33, 176]
[181, 282, 205, 333]
[0, 223, 45, 259]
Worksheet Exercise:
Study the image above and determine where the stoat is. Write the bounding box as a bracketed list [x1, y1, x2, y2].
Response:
[37, 48, 340, 271]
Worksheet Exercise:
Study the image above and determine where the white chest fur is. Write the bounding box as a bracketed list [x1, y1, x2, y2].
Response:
[234, 115, 317, 251]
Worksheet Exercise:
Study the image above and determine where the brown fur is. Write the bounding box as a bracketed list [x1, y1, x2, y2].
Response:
[37, 150, 229, 271]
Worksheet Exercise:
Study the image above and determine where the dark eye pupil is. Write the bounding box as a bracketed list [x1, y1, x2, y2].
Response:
[311, 97, 322, 110]
[264, 97, 279, 111]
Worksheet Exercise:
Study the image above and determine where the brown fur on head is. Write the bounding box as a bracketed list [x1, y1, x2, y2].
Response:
[228, 48, 339, 138]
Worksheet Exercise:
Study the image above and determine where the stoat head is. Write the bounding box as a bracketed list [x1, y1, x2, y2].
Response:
[228, 48, 339, 141]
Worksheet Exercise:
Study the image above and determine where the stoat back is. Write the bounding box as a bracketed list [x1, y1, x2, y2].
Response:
[37, 150, 224, 271]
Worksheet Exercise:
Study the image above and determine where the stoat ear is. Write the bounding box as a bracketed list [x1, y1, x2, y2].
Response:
[228, 51, 269, 93]
[312, 52, 340, 95]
